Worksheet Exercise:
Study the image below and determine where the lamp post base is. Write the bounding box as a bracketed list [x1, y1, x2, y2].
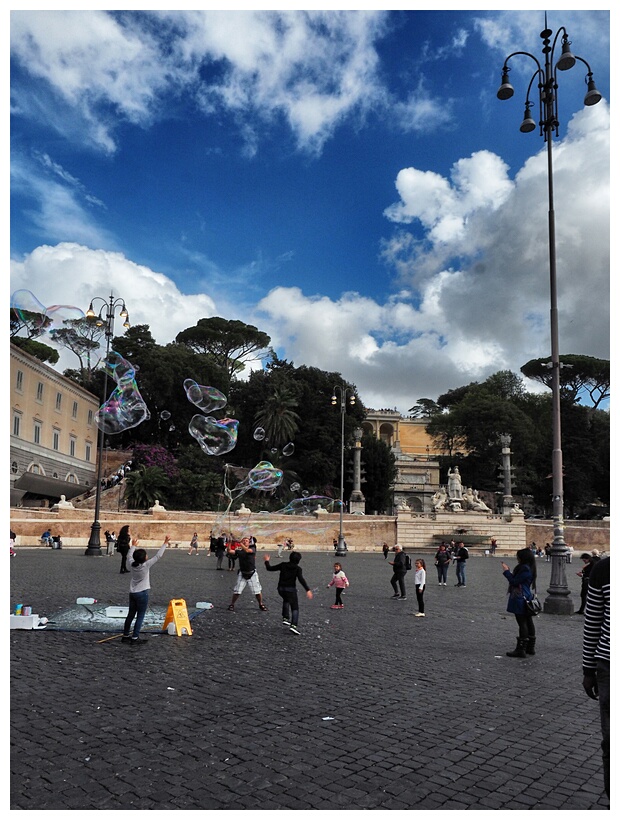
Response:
[85, 522, 103, 556]
[543, 595, 574, 615]
[335, 534, 348, 557]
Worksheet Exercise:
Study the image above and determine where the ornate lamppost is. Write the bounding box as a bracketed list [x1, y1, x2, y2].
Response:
[84, 293, 130, 556]
[496, 15, 602, 613]
[331, 385, 356, 556]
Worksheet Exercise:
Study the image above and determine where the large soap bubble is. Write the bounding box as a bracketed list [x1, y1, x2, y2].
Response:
[95, 351, 150, 434]
[11, 289, 85, 332]
[247, 461, 283, 491]
[277, 496, 342, 516]
[189, 415, 239, 456]
[184, 379, 227, 414]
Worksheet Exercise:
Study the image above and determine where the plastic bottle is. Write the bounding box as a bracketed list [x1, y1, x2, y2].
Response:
[14, 604, 23, 615]
[76, 597, 97, 605]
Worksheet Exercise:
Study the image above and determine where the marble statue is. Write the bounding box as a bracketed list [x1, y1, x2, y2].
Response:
[432, 488, 448, 511]
[447, 467, 463, 500]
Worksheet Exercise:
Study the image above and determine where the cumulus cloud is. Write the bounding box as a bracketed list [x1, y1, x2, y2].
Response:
[10, 243, 217, 371]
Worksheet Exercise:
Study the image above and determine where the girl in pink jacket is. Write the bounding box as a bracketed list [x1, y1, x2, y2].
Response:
[327, 562, 349, 609]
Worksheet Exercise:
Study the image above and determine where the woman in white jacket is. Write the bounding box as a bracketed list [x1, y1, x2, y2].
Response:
[122, 536, 170, 644]
[414, 559, 427, 618]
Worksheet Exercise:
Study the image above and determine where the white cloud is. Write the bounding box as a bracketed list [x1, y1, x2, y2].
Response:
[11, 9, 391, 155]
[10, 243, 217, 372]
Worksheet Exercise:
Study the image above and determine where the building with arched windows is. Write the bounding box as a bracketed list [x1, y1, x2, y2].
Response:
[10, 343, 99, 507]
[363, 409, 446, 514]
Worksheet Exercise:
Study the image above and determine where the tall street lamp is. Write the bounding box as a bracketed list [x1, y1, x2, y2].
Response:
[84, 293, 130, 556]
[496, 15, 602, 613]
[331, 385, 356, 557]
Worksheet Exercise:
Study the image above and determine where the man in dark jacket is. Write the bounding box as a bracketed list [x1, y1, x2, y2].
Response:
[389, 543, 408, 600]
[455, 542, 469, 587]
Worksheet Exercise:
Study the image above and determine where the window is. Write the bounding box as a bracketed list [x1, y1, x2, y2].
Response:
[12, 413, 21, 437]
[87, 409, 93, 425]
[34, 422, 42, 445]
[36, 382, 44, 401]
[53, 430, 60, 451]
[16, 370, 23, 391]
[70, 436, 76, 457]
[11, 462, 18, 474]
[85, 443, 92, 462]
[30, 464, 41, 475]
[72, 401, 78, 419]
[53, 472, 59, 479]
[55, 392, 62, 411]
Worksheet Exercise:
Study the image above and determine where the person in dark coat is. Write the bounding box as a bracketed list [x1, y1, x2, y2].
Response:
[388, 543, 408, 600]
[116, 524, 132, 573]
[575, 552, 600, 614]
[501, 548, 537, 657]
[264, 551, 313, 635]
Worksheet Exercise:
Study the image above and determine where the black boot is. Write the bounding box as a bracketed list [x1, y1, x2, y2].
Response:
[526, 637, 536, 655]
[506, 638, 527, 658]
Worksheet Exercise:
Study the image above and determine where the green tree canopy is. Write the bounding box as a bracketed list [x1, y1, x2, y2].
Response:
[175, 317, 271, 392]
[521, 354, 610, 409]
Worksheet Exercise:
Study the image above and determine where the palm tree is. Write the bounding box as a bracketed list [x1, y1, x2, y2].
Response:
[253, 387, 301, 449]
[123, 466, 170, 510]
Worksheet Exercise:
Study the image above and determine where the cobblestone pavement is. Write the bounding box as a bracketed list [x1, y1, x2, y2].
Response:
[10, 547, 609, 811]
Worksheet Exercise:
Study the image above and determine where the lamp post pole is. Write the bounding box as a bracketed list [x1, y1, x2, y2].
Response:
[497, 15, 601, 613]
[331, 386, 356, 557]
[84, 293, 130, 556]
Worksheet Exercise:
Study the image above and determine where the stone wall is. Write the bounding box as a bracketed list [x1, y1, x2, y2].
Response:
[10, 507, 609, 555]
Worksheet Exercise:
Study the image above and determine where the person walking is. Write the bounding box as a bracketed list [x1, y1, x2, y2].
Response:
[414, 559, 427, 617]
[215, 536, 226, 570]
[582, 556, 610, 800]
[434, 543, 450, 585]
[327, 562, 349, 609]
[116, 525, 132, 573]
[382, 542, 390, 560]
[264, 551, 313, 635]
[454, 541, 469, 587]
[228, 536, 268, 612]
[575, 552, 600, 615]
[501, 549, 537, 658]
[388, 543, 408, 600]
[188, 532, 199, 555]
[226, 534, 237, 571]
[121, 535, 170, 644]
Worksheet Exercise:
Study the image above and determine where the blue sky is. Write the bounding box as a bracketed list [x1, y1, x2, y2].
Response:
[9, 8, 611, 412]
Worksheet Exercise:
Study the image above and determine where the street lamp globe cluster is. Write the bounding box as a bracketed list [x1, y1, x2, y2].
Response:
[84, 293, 131, 556]
[496, 17, 602, 614]
[331, 385, 356, 557]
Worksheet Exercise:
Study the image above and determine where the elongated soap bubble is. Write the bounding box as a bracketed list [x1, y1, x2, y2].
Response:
[183, 379, 227, 413]
[95, 351, 150, 433]
[282, 443, 295, 457]
[189, 415, 238, 456]
[11, 289, 84, 331]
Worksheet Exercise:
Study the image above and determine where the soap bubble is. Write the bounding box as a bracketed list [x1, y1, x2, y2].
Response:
[282, 443, 295, 457]
[277, 496, 341, 516]
[247, 461, 283, 491]
[11, 289, 85, 332]
[95, 351, 150, 434]
[159, 410, 171, 421]
[189, 415, 239, 456]
[253, 427, 266, 441]
[290, 482, 301, 492]
[270, 448, 278, 455]
[302, 490, 309, 498]
[183, 379, 227, 413]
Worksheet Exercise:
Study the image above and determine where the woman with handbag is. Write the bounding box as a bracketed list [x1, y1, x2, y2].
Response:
[501, 549, 537, 658]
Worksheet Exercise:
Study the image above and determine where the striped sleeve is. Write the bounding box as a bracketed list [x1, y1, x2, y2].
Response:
[582, 558, 610, 674]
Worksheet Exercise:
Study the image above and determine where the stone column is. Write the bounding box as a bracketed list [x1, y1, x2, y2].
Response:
[349, 427, 365, 512]
[499, 434, 514, 514]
